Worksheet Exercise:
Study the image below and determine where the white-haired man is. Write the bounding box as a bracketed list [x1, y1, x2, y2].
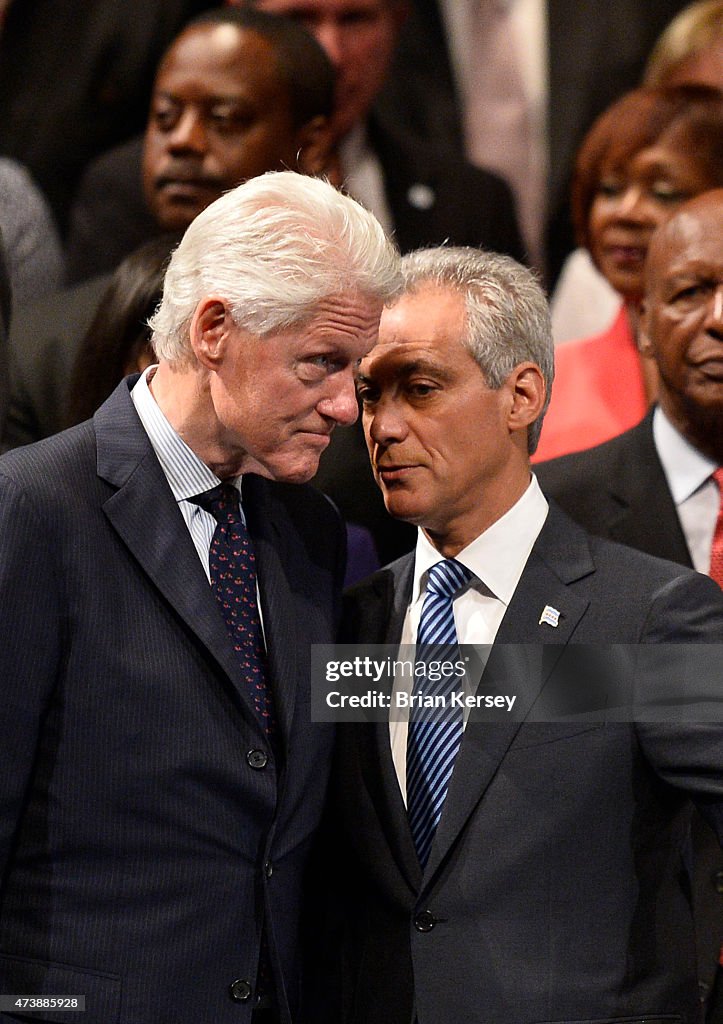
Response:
[0, 171, 399, 1024]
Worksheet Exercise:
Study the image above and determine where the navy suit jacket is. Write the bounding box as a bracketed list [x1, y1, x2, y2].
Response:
[0, 379, 343, 1024]
[330, 504, 723, 1024]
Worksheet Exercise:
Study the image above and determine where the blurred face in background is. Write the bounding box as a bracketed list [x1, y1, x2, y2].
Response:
[587, 127, 716, 302]
[640, 191, 723, 455]
[144, 23, 307, 230]
[247, 0, 406, 137]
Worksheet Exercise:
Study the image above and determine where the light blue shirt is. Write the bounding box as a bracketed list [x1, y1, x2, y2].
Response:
[130, 366, 244, 583]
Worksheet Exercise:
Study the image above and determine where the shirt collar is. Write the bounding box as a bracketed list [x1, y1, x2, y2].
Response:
[130, 366, 240, 502]
[652, 405, 716, 506]
[411, 474, 549, 605]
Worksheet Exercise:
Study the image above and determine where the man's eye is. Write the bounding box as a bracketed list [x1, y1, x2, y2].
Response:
[408, 383, 435, 398]
[209, 109, 251, 132]
[152, 105, 179, 131]
[299, 355, 343, 381]
[356, 386, 378, 404]
[672, 282, 711, 304]
[341, 11, 375, 26]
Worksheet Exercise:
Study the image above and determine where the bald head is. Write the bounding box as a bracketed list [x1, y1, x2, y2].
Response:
[640, 188, 723, 459]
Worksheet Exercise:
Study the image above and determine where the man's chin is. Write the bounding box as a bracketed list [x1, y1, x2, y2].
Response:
[268, 453, 324, 486]
[152, 199, 205, 233]
[380, 488, 425, 526]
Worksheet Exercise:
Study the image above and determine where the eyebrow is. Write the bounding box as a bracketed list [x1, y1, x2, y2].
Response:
[357, 357, 455, 386]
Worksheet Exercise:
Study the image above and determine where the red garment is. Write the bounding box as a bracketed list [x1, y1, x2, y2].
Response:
[533, 304, 648, 463]
[710, 469, 723, 591]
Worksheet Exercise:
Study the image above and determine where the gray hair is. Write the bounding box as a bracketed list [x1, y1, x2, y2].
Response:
[149, 171, 401, 361]
[397, 246, 554, 453]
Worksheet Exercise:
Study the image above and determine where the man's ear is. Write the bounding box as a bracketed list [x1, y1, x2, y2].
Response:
[506, 362, 546, 433]
[294, 116, 337, 180]
[190, 297, 231, 369]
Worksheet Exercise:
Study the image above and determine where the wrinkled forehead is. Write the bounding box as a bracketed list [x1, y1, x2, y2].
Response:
[378, 284, 467, 341]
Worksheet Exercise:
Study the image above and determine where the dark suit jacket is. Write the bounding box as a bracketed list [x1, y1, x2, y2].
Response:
[374, 0, 686, 281]
[0, 0, 215, 230]
[64, 124, 525, 285]
[0, 379, 343, 1024]
[0, 227, 11, 439]
[331, 503, 723, 1024]
[1, 275, 112, 452]
[534, 411, 692, 565]
[536, 413, 723, 1017]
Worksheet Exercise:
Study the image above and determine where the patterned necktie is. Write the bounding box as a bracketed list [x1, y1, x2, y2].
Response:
[407, 559, 472, 867]
[709, 469, 723, 590]
[193, 482, 276, 733]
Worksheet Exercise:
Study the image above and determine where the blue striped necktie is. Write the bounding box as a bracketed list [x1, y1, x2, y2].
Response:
[407, 558, 472, 867]
[193, 482, 276, 734]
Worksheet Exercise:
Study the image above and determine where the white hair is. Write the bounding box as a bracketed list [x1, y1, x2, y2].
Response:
[397, 247, 554, 453]
[149, 171, 401, 360]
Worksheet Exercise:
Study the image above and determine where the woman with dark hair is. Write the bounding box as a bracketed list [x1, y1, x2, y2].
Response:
[65, 234, 177, 427]
[535, 83, 723, 461]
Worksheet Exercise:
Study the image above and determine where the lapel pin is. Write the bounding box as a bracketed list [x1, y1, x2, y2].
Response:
[407, 183, 436, 210]
[539, 605, 560, 628]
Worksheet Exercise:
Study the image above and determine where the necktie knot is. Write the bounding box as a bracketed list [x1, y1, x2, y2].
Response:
[713, 468, 723, 491]
[193, 482, 242, 526]
[426, 559, 472, 599]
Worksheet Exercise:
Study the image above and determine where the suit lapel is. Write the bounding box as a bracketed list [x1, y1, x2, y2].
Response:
[424, 505, 595, 880]
[353, 557, 422, 889]
[602, 416, 693, 567]
[94, 381, 269, 733]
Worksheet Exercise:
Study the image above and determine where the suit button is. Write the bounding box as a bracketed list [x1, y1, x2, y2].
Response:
[229, 979, 252, 1002]
[414, 910, 436, 932]
[264, 861, 273, 878]
[714, 870, 723, 895]
[247, 749, 268, 769]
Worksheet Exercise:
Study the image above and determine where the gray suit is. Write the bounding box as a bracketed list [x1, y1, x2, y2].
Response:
[536, 412, 723, 1016]
[329, 504, 723, 1024]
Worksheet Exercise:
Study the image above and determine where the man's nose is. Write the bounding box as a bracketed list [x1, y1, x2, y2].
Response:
[313, 21, 345, 68]
[364, 395, 407, 446]
[317, 372, 359, 427]
[167, 109, 207, 153]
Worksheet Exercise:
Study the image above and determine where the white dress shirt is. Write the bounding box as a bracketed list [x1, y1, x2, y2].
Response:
[653, 405, 719, 574]
[391, 474, 549, 800]
[339, 122, 394, 237]
[439, 0, 548, 267]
